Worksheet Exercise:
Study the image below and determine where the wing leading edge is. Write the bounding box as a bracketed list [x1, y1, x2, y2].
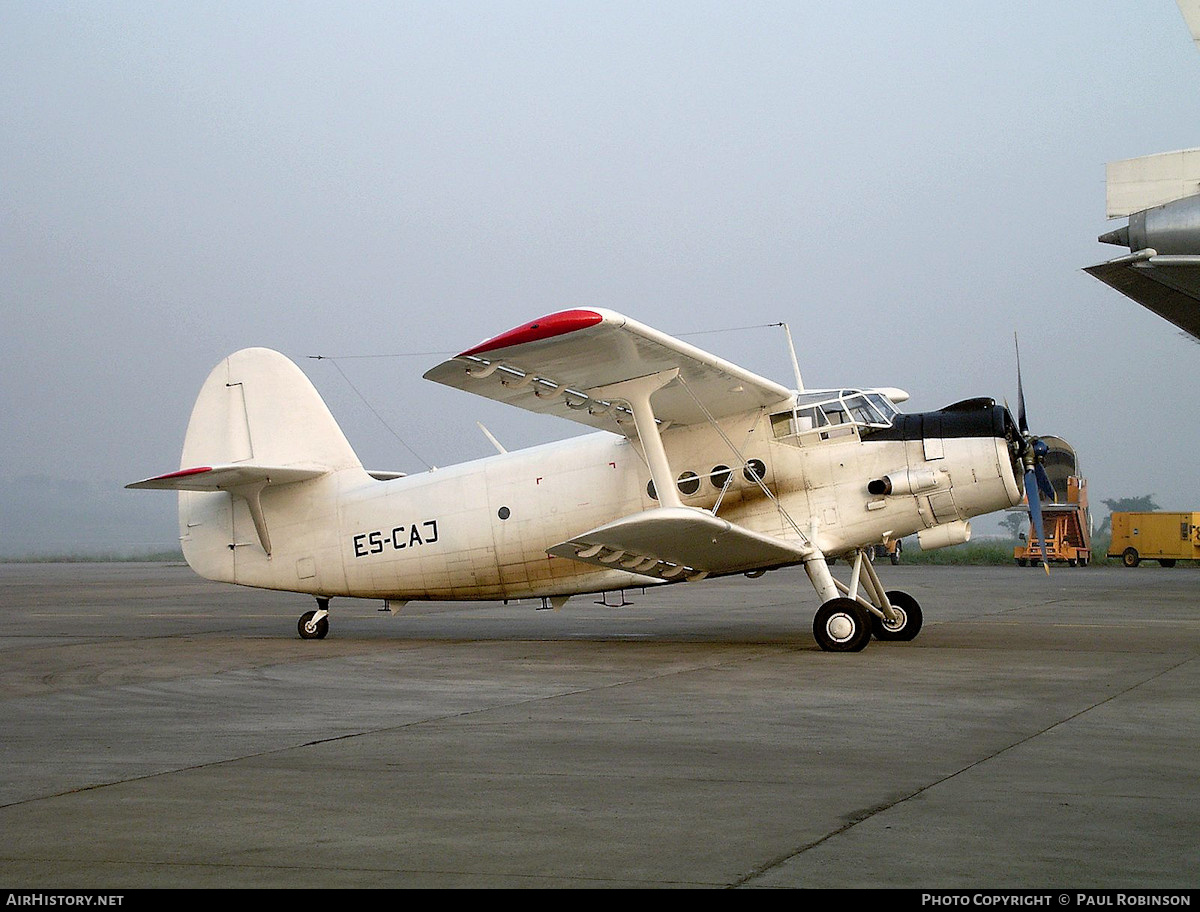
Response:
[423, 308, 793, 432]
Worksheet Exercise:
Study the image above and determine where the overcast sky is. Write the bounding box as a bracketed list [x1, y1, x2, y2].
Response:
[3, 1, 1199, 554]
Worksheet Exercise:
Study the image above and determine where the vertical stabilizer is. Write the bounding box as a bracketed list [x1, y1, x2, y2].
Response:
[149, 348, 364, 591]
[180, 347, 361, 472]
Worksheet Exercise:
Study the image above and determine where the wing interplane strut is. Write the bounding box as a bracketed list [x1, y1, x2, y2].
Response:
[586, 369, 681, 507]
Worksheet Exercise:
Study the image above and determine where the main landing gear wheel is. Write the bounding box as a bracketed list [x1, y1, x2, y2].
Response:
[873, 590, 923, 641]
[813, 598, 873, 652]
[298, 608, 329, 640]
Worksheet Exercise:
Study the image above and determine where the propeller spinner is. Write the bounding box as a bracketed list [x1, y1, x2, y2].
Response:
[1014, 336, 1056, 573]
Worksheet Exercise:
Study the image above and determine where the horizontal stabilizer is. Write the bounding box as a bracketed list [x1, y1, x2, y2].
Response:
[126, 463, 328, 557]
[125, 464, 327, 491]
[548, 507, 810, 582]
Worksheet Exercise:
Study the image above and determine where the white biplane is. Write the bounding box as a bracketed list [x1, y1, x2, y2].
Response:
[129, 308, 1053, 651]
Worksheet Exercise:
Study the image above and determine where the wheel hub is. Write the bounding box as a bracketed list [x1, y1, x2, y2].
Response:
[826, 612, 856, 642]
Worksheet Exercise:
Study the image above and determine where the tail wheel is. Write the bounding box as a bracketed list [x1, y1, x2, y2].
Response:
[813, 598, 873, 652]
[873, 590, 923, 641]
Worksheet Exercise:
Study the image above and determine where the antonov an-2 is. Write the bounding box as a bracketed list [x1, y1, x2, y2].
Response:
[129, 308, 1052, 652]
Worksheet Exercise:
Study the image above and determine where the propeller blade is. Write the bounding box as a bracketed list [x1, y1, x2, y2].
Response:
[1014, 334, 1049, 572]
[1024, 469, 1049, 573]
[1035, 463, 1055, 501]
[1014, 334, 1029, 435]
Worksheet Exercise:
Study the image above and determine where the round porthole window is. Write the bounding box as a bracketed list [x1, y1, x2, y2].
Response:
[743, 459, 766, 483]
[647, 480, 658, 501]
[710, 465, 731, 490]
[497, 506, 511, 520]
[677, 471, 701, 495]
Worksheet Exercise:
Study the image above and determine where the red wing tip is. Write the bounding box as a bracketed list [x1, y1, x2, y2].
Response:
[155, 466, 214, 480]
[458, 309, 605, 357]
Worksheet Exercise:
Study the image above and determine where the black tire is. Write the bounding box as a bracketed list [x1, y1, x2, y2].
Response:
[1016, 558, 1027, 567]
[297, 610, 329, 640]
[813, 598, 873, 652]
[1122, 548, 1140, 568]
[874, 590, 923, 642]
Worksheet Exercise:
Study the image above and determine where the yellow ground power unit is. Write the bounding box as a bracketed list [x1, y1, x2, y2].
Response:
[1108, 512, 1200, 567]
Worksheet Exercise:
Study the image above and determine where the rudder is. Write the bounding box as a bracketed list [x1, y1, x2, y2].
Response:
[180, 347, 361, 472]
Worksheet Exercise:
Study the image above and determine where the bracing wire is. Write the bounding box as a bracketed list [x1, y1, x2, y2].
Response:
[675, 374, 811, 549]
[309, 351, 455, 360]
[306, 321, 787, 360]
[307, 321, 791, 475]
[319, 357, 434, 471]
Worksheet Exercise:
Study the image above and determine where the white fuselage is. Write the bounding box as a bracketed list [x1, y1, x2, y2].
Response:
[179, 407, 1021, 603]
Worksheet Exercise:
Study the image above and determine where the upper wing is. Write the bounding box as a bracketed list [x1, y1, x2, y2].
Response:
[423, 308, 793, 431]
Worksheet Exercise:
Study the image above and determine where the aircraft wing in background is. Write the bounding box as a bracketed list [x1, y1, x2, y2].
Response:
[1086, 5, 1200, 340]
[1088, 153, 1200, 341]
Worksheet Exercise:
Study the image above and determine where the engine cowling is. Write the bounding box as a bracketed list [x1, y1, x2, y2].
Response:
[1100, 193, 1200, 255]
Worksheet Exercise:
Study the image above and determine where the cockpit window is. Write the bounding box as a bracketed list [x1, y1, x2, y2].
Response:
[822, 402, 849, 425]
[865, 392, 898, 423]
[772, 389, 899, 443]
[846, 395, 886, 426]
[794, 406, 829, 431]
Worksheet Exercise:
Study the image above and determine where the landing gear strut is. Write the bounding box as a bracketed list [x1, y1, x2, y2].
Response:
[806, 548, 923, 651]
[298, 597, 330, 640]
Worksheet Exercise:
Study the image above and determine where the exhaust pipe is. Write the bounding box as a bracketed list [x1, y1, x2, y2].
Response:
[868, 468, 942, 496]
